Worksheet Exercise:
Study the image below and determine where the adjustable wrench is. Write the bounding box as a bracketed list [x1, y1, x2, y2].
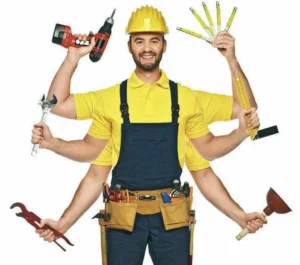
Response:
[10, 202, 73, 251]
[31, 94, 57, 156]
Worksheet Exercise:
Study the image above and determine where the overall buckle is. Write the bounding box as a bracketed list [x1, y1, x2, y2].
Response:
[120, 103, 129, 117]
[171, 104, 180, 117]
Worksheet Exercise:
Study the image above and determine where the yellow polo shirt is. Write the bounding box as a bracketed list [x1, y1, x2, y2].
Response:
[86, 70, 210, 168]
[74, 80, 233, 170]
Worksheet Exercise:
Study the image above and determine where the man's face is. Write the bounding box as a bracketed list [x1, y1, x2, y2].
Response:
[128, 33, 166, 71]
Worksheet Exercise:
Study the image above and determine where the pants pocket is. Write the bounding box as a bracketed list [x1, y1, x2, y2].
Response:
[105, 201, 138, 232]
[160, 198, 190, 230]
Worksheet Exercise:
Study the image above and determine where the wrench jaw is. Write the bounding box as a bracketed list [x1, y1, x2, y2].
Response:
[10, 202, 28, 213]
[16, 212, 25, 218]
[50, 94, 58, 105]
[11, 203, 40, 229]
[38, 94, 58, 111]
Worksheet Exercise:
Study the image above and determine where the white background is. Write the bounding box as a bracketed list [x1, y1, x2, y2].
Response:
[1, 0, 300, 264]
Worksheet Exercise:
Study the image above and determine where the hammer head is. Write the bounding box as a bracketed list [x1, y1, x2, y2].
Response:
[39, 94, 57, 110]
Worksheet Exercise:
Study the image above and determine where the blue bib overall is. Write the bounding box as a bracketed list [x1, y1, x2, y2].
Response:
[107, 80, 189, 265]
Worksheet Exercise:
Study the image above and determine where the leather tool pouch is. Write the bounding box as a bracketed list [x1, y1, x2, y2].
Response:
[99, 201, 137, 232]
[98, 188, 192, 232]
[159, 197, 191, 230]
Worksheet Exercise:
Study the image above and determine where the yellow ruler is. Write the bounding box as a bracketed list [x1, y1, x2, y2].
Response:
[233, 76, 258, 140]
[216, 1, 221, 33]
[234, 76, 279, 141]
[225, 7, 238, 31]
[176, 27, 213, 43]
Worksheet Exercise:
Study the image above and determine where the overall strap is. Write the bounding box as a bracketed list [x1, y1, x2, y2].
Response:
[120, 80, 130, 124]
[169, 80, 180, 124]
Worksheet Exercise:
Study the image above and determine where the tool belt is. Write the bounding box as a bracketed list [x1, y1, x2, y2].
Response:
[98, 187, 193, 232]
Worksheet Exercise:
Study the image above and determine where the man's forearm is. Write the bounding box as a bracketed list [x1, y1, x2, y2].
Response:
[191, 130, 247, 161]
[47, 56, 79, 117]
[59, 166, 111, 233]
[191, 168, 245, 224]
[48, 137, 108, 162]
[228, 59, 257, 109]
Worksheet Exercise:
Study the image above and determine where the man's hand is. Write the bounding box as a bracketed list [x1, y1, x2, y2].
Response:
[36, 219, 64, 242]
[67, 32, 96, 62]
[213, 31, 236, 62]
[31, 122, 54, 149]
[237, 108, 260, 137]
[237, 212, 267, 233]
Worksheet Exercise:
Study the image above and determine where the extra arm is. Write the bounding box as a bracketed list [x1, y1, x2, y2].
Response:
[47, 134, 109, 162]
[191, 167, 245, 224]
[59, 165, 111, 233]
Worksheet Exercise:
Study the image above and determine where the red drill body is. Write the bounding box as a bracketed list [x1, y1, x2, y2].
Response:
[52, 9, 115, 62]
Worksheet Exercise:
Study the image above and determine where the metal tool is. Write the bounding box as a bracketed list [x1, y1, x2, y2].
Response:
[182, 181, 190, 198]
[139, 195, 156, 200]
[233, 76, 279, 140]
[92, 182, 111, 220]
[170, 180, 184, 202]
[109, 184, 122, 202]
[92, 211, 111, 221]
[170, 180, 182, 197]
[31, 94, 57, 157]
[10, 202, 74, 251]
[103, 183, 110, 203]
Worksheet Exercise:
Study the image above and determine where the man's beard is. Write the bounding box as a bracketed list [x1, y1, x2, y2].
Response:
[132, 50, 163, 72]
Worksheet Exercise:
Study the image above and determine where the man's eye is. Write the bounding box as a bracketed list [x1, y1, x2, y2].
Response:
[152, 40, 158, 44]
[136, 41, 143, 44]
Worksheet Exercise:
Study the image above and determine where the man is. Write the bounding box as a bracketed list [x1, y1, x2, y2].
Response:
[32, 6, 265, 265]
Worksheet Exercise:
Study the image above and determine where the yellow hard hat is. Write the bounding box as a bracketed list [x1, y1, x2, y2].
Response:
[125, 6, 169, 34]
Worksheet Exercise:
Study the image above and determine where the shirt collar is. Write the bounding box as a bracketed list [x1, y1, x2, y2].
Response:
[128, 69, 169, 89]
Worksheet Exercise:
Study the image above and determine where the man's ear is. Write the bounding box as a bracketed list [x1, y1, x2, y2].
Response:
[128, 41, 132, 54]
[163, 40, 167, 53]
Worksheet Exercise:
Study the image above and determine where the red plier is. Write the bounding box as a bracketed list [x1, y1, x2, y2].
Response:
[109, 184, 122, 202]
[109, 190, 122, 202]
[10, 202, 74, 251]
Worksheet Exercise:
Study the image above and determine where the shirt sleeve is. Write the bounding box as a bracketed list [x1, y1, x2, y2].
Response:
[92, 139, 113, 166]
[185, 95, 210, 139]
[88, 93, 112, 139]
[73, 91, 99, 120]
[185, 137, 210, 171]
[196, 91, 233, 123]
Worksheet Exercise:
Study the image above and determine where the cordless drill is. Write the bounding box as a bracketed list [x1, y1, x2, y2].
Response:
[52, 9, 115, 62]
